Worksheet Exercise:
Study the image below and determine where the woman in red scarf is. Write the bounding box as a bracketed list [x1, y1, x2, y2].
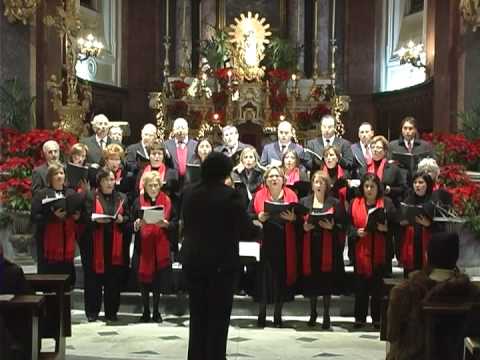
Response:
[83, 168, 129, 323]
[282, 150, 309, 186]
[137, 142, 179, 194]
[300, 171, 346, 329]
[250, 166, 299, 328]
[399, 172, 435, 278]
[31, 163, 79, 289]
[321, 145, 352, 209]
[133, 171, 176, 323]
[348, 173, 396, 329]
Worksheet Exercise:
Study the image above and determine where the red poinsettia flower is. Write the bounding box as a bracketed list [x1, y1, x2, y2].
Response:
[170, 80, 190, 90]
[268, 69, 290, 82]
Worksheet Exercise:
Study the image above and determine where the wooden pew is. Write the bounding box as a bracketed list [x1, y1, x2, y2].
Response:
[0, 294, 46, 360]
[25, 274, 71, 360]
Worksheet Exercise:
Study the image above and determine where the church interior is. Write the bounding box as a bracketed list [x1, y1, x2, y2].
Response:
[1, 0, 480, 359]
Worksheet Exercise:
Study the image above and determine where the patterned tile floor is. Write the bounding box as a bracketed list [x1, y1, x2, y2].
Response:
[48, 311, 387, 360]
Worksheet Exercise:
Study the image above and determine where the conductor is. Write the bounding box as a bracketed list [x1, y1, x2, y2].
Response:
[181, 152, 259, 360]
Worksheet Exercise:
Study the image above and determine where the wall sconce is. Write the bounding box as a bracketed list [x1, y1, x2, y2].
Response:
[397, 40, 426, 69]
[77, 33, 104, 61]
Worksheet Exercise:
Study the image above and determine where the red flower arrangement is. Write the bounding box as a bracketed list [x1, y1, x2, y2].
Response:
[267, 69, 290, 82]
[214, 68, 233, 81]
[170, 80, 189, 99]
[212, 91, 228, 111]
[167, 101, 189, 120]
[0, 127, 77, 215]
[311, 104, 332, 123]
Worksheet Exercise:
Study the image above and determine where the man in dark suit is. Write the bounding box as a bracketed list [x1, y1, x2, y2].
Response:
[305, 114, 354, 171]
[80, 114, 114, 165]
[181, 152, 259, 360]
[260, 120, 304, 167]
[125, 123, 157, 171]
[351, 122, 375, 176]
[388, 116, 434, 182]
[214, 125, 248, 165]
[31, 140, 61, 194]
[164, 118, 198, 182]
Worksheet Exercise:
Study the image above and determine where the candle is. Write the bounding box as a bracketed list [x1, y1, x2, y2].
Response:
[213, 113, 219, 122]
[166, 0, 169, 37]
[182, 0, 186, 39]
[297, 0, 301, 42]
[291, 73, 297, 81]
[314, 0, 318, 42]
[331, 0, 336, 40]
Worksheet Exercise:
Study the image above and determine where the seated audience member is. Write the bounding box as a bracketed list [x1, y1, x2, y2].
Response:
[126, 123, 157, 172]
[0, 244, 32, 359]
[32, 140, 61, 194]
[81, 114, 114, 165]
[305, 114, 354, 172]
[260, 120, 304, 167]
[387, 232, 480, 360]
[133, 171, 177, 323]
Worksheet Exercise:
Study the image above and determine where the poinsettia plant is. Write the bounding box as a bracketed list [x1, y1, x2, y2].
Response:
[0, 128, 77, 220]
[426, 133, 480, 236]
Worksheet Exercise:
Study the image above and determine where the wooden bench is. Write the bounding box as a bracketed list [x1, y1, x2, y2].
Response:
[0, 294, 46, 360]
[25, 274, 71, 360]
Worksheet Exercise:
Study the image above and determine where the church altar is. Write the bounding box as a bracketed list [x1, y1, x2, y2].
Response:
[147, 11, 350, 146]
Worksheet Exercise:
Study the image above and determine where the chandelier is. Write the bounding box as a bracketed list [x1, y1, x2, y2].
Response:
[397, 40, 426, 70]
[77, 34, 104, 61]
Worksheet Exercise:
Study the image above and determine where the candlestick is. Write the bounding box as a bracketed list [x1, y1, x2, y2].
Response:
[166, 0, 169, 37]
[182, 0, 186, 39]
[314, 0, 318, 42]
[297, 0, 301, 42]
[227, 69, 232, 87]
[331, 0, 336, 40]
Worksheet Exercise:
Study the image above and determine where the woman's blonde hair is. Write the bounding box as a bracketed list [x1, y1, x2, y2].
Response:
[310, 170, 332, 190]
[263, 165, 285, 183]
[240, 146, 259, 164]
[142, 170, 162, 189]
[103, 143, 125, 160]
[70, 143, 88, 158]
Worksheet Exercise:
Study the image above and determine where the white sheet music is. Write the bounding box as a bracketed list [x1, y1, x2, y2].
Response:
[239, 242, 260, 261]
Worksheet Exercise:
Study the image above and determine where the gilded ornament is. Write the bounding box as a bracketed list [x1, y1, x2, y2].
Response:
[3, 0, 40, 25]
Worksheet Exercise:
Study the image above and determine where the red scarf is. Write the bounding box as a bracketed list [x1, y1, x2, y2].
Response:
[253, 186, 298, 286]
[138, 164, 166, 192]
[93, 193, 124, 274]
[43, 216, 76, 263]
[367, 158, 387, 181]
[303, 205, 335, 275]
[400, 225, 431, 270]
[138, 192, 172, 283]
[322, 165, 347, 205]
[433, 183, 440, 191]
[351, 197, 386, 277]
[114, 168, 122, 185]
[285, 167, 300, 185]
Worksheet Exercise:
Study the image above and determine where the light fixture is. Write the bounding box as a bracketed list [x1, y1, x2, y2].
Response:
[77, 33, 104, 61]
[397, 40, 426, 69]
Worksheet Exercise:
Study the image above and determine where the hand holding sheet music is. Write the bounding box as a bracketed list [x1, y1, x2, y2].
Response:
[400, 202, 431, 225]
[141, 205, 165, 224]
[365, 207, 386, 232]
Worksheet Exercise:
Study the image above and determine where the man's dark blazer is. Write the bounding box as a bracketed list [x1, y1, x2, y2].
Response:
[214, 141, 249, 165]
[80, 135, 115, 165]
[305, 137, 354, 172]
[259, 142, 304, 167]
[351, 142, 369, 174]
[388, 138, 434, 158]
[163, 138, 198, 172]
[126, 142, 148, 172]
[31, 163, 49, 194]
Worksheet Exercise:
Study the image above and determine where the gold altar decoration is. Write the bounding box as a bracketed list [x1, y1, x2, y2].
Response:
[460, 0, 480, 31]
[228, 12, 271, 81]
[44, 0, 101, 137]
[3, 0, 40, 24]
[148, 91, 168, 141]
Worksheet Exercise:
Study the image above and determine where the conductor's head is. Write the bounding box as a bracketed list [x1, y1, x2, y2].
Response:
[201, 152, 233, 183]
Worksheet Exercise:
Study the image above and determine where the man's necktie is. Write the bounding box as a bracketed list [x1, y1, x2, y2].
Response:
[100, 139, 105, 149]
[281, 144, 286, 153]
